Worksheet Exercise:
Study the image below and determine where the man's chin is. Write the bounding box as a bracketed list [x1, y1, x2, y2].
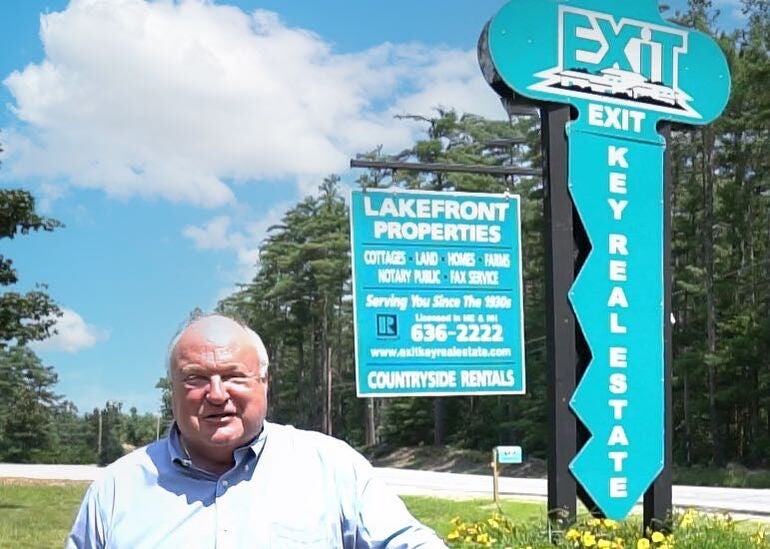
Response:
[201, 422, 244, 446]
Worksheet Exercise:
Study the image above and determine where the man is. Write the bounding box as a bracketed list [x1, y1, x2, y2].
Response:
[67, 314, 447, 548]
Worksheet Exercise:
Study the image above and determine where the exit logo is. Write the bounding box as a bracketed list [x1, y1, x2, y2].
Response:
[483, 0, 730, 138]
[531, 6, 697, 118]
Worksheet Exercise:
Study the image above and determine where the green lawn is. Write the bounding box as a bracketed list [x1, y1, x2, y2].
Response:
[0, 481, 87, 548]
[0, 480, 545, 547]
[402, 496, 546, 538]
[1, 481, 766, 548]
[672, 464, 770, 489]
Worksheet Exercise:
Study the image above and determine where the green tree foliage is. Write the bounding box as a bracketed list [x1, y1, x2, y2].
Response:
[0, 343, 161, 464]
[155, 376, 174, 423]
[124, 406, 160, 447]
[668, 1, 770, 467]
[87, 401, 126, 466]
[0, 188, 63, 347]
[219, 175, 354, 438]
[0, 346, 60, 462]
[48, 400, 97, 464]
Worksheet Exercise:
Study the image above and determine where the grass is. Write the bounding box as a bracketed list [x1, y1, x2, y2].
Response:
[672, 464, 770, 489]
[0, 481, 547, 547]
[0, 481, 767, 548]
[0, 480, 87, 548]
[434, 510, 770, 548]
[403, 496, 546, 538]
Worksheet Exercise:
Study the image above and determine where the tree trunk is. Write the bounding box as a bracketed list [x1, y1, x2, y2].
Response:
[325, 346, 333, 436]
[365, 399, 377, 446]
[683, 367, 692, 466]
[701, 127, 723, 465]
[433, 398, 446, 446]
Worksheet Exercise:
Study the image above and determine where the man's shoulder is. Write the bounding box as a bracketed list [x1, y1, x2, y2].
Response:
[268, 422, 353, 449]
[95, 438, 168, 483]
[266, 422, 367, 463]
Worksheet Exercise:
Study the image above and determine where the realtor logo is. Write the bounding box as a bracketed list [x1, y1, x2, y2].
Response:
[530, 6, 697, 118]
[482, 0, 731, 131]
[376, 314, 398, 337]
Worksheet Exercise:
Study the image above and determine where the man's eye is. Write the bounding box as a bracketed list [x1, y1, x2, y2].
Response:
[223, 374, 248, 383]
[185, 375, 208, 384]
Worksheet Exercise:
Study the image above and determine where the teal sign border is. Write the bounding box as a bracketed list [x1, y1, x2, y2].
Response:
[350, 188, 526, 397]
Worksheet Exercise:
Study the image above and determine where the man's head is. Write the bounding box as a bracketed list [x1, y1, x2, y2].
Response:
[168, 314, 269, 462]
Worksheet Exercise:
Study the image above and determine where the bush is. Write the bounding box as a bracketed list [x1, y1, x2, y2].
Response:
[444, 509, 769, 548]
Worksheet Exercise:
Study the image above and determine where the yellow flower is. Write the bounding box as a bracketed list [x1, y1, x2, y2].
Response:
[588, 518, 602, 527]
[487, 518, 500, 529]
[679, 509, 696, 528]
[637, 539, 651, 549]
[651, 531, 665, 543]
[446, 530, 459, 541]
[751, 528, 767, 545]
[582, 532, 597, 547]
[566, 529, 581, 541]
[602, 519, 619, 530]
[598, 539, 611, 548]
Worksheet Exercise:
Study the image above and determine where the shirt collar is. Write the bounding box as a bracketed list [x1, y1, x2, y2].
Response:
[167, 421, 270, 470]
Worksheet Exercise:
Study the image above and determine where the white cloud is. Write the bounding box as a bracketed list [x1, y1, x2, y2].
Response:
[388, 48, 507, 121]
[1, 0, 505, 207]
[30, 308, 109, 353]
[183, 200, 291, 282]
[182, 215, 235, 251]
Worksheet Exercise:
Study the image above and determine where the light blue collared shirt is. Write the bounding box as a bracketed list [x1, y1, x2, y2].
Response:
[66, 421, 446, 548]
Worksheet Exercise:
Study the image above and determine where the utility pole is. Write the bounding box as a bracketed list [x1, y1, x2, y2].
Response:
[97, 408, 103, 458]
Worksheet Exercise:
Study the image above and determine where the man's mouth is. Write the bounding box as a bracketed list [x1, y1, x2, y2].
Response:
[203, 412, 236, 421]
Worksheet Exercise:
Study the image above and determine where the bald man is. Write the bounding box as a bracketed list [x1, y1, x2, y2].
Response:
[67, 314, 446, 548]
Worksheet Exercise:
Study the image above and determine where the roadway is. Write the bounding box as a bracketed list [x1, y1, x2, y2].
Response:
[2, 463, 769, 521]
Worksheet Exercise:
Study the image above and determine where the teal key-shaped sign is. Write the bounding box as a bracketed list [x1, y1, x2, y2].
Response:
[481, 0, 730, 519]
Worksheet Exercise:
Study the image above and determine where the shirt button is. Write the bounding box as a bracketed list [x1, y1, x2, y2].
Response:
[222, 480, 229, 487]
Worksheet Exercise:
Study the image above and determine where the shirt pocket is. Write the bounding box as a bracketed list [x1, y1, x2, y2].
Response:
[269, 522, 337, 548]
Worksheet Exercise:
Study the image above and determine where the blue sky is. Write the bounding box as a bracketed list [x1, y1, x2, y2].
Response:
[0, 0, 745, 415]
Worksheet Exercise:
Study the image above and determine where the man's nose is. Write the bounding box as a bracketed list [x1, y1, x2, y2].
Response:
[206, 376, 229, 404]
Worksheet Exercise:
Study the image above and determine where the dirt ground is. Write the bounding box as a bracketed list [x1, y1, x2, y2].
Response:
[364, 445, 547, 477]
[0, 477, 87, 486]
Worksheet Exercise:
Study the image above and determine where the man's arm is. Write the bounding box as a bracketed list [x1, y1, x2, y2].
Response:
[347, 451, 447, 549]
[355, 474, 448, 548]
[65, 482, 107, 549]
